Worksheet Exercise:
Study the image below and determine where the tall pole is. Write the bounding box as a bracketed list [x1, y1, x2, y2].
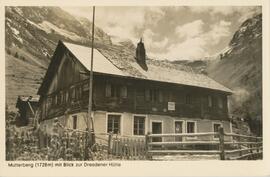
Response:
[88, 6, 95, 142]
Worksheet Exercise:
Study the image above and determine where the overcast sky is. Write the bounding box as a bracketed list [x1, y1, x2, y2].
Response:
[62, 6, 261, 60]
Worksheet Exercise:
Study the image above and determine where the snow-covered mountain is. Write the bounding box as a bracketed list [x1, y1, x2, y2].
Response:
[176, 14, 262, 135]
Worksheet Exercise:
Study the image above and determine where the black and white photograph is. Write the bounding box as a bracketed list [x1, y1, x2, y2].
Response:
[4, 4, 265, 163]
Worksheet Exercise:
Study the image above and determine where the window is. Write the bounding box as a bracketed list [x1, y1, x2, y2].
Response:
[133, 116, 145, 135]
[120, 86, 128, 98]
[107, 114, 121, 134]
[208, 95, 212, 107]
[73, 115, 77, 129]
[111, 84, 120, 97]
[105, 82, 126, 98]
[186, 121, 196, 133]
[186, 94, 192, 104]
[150, 89, 158, 102]
[213, 123, 222, 139]
[218, 97, 223, 108]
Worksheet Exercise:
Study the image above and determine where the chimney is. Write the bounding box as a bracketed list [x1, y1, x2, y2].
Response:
[135, 38, 148, 70]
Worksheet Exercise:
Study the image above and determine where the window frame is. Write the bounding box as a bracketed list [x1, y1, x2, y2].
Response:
[173, 120, 185, 141]
[185, 120, 197, 140]
[132, 114, 148, 136]
[218, 96, 224, 109]
[212, 122, 223, 140]
[72, 115, 78, 129]
[186, 94, 192, 104]
[120, 85, 128, 98]
[150, 120, 164, 142]
[106, 113, 123, 135]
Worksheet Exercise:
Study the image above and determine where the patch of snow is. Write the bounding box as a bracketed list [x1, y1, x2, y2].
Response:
[42, 49, 49, 57]
[10, 26, 23, 44]
[239, 26, 247, 33]
[26, 19, 46, 32]
[13, 7, 23, 16]
[15, 36, 23, 44]
[38, 21, 85, 42]
[10, 27, 20, 35]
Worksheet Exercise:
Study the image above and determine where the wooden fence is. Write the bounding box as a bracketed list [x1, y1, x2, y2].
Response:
[108, 134, 146, 160]
[145, 127, 262, 160]
[37, 124, 262, 160]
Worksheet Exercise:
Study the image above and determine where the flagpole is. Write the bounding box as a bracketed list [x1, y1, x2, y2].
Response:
[88, 6, 95, 144]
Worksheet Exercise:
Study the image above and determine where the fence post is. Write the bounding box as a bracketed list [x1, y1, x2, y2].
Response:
[145, 132, 150, 160]
[256, 138, 260, 153]
[218, 127, 225, 160]
[84, 128, 89, 160]
[108, 132, 112, 154]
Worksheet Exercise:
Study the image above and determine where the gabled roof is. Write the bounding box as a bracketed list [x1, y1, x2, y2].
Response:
[63, 42, 124, 76]
[38, 40, 232, 95]
[16, 95, 40, 108]
[17, 95, 40, 102]
[63, 41, 232, 94]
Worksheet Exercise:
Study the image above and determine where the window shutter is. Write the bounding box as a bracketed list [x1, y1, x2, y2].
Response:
[120, 86, 127, 98]
[105, 83, 111, 97]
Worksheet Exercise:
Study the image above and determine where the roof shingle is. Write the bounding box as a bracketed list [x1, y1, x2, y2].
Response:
[63, 42, 232, 93]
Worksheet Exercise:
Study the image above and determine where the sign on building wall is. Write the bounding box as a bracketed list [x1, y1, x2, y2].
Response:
[168, 102, 175, 111]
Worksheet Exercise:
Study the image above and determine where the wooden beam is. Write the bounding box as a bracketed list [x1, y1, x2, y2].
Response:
[148, 150, 220, 154]
[149, 141, 220, 146]
[149, 132, 218, 137]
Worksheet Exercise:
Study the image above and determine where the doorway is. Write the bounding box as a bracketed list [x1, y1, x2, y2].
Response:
[152, 121, 162, 142]
[174, 121, 183, 141]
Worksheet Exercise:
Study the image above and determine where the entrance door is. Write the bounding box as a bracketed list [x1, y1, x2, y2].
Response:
[152, 122, 162, 142]
[175, 121, 183, 141]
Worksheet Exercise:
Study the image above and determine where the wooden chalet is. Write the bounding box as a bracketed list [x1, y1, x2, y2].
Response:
[37, 40, 233, 141]
[16, 95, 39, 126]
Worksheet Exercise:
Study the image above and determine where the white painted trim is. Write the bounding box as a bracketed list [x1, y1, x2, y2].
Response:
[105, 112, 123, 136]
[185, 120, 198, 140]
[173, 120, 184, 133]
[132, 114, 148, 136]
[150, 120, 164, 134]
[212, 121, 223, 140]
[173, 120, 184, 141]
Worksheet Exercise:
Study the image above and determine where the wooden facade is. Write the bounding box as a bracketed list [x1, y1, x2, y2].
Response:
[16, 96, 39, 126]
[38, 40, 232, 137]
[40, 73, 229, 122]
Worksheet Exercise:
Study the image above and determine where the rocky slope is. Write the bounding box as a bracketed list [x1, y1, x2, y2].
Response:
[5, 6, 130, 110]
[208, 14, 262, 135]
[173, 14, 262, 135]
